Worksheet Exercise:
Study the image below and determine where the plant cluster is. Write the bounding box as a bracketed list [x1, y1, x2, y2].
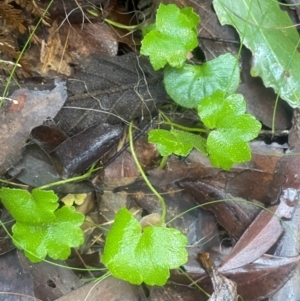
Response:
[0, 1, 279, 292]
[141, 4, 261, 170]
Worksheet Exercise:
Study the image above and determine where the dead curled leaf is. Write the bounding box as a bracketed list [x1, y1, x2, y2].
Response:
[51, 123, 123, 178]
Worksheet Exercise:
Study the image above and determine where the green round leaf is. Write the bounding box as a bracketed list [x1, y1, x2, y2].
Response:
[102, 208, 188, 286]
[140, 4, 200, 70]
[163, 53, 240, 108]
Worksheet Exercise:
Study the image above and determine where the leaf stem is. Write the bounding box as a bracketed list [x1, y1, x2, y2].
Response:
[158, 110, 209, 133]
[129, 121, 166, 225]
[37, 163, 99, 190]
[158, 110, 172, 123]
[178, 267, 210, 297]
[163, 121, 209, 133]
[159, 156, 168, 169]
[0, 179, 28, 188]
[104, 18, 140, 30]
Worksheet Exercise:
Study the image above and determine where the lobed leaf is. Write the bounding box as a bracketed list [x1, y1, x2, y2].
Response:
[102, 208, 188, 285]
[198, 91, 261, 170]
[140, 4, 200, 70]
[0, 188, 85, 262]
[0, 188, 58, 224]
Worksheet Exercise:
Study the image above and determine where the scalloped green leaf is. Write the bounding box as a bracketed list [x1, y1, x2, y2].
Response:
[0, 188, 58, 223]
[164, 53, 240, 108]
[198, 91, 261, 170]
[102, 208, 188, 286]
[0, 188, 84, 262]
[140, 4, 200, 70]
[214, 0, 300, 108]
[148, 129, 207, 157]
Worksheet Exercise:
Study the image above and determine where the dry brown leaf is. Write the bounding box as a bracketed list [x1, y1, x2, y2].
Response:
[0, 80, 67, 175]
[220, 188, 300, 272]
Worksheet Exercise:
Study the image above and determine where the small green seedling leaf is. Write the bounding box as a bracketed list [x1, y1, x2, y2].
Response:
[140, 4, 200, 70]
[0, 188, 85, 262]
[102, 208, 188, 286]
[164, 53, 240, 108]
[148, 129, 207, 157]
[198, 91, 261, 170]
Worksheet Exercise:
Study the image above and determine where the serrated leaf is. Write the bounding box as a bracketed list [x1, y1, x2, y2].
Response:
[164, 53, 240, 108]
[0, 188, 85, 262]
[214, 0, 300, 108]
[198, 91, 261, 170]
[140, 4, 200, 70]
[102, 208, 188, 286]
[148, 129, 207, 157]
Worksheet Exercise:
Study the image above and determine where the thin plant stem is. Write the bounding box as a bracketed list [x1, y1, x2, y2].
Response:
[178, 267, 210, 298]
[163, 121, 209, 133]
[158, 110, 209, 133]
[158, 110, 172, 123]
[272, 95, 279, 135]
[0, 179, 28, 188]
[129, 121, 166, 225]
[37, 163, 99, 190]
[159, 155, 168, 169]
[158, 110, 210, 133]
[104, 18, 140, 30]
